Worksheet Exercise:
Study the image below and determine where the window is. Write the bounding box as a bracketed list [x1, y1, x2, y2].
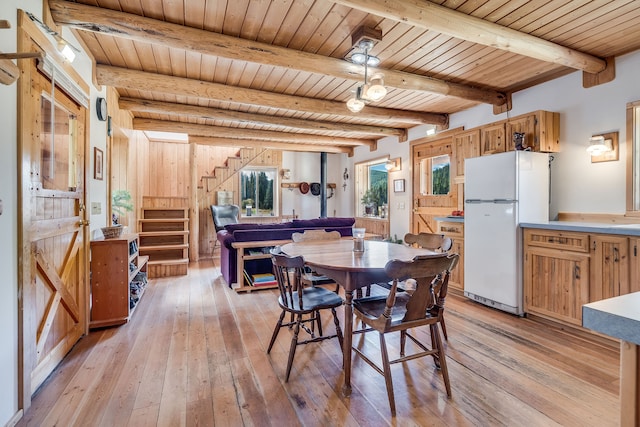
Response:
[40, 93, 78, 191]
[419, 154, 451, 195]
[355, 158, 388, 217]
[240, 167, 278, 217]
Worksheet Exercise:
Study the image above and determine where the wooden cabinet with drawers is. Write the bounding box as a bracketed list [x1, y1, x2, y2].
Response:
[437, 220, 464, 292]
[523, 229, 590, 326]
[524, 228, 637, 327]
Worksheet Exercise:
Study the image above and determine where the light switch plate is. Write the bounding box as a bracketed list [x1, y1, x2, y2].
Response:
[91, 202, 101, 215]
[397, 202, 405, 210]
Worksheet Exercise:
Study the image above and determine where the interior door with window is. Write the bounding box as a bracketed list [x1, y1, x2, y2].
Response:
[411, 136, 457, 233]
[20, 59, 89, 397]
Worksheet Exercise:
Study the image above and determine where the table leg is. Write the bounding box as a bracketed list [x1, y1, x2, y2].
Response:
[342, 288, 353, 397]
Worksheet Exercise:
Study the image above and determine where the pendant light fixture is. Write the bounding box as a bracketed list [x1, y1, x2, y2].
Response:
[345, 28, 387, 112]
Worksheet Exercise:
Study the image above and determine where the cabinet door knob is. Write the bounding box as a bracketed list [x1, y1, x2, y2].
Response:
[574, 265, 580, 280]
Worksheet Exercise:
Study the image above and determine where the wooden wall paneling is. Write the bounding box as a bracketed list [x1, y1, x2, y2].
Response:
[189, 142, 198, 261]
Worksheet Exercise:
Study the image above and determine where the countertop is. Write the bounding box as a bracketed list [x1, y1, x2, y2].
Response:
[434, 216, 464, 223]
[520, 221, 640, 236]
[583, 292, 640, 345]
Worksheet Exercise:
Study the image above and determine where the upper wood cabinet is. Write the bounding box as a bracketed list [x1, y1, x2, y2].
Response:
[506, 111, 560, 152]
[480, 123, 506, 156]
[453, 129, 480, 177]
[474, 110, 560, 156]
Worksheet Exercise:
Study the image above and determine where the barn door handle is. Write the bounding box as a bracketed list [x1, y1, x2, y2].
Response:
[574, 265, 580, 280]
[614, 247, 619, 262]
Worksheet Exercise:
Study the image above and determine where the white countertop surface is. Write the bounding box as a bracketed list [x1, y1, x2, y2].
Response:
[583, 292, 640, 345]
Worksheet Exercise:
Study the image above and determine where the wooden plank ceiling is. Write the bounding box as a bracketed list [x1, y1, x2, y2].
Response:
[50, 0, 640, 154]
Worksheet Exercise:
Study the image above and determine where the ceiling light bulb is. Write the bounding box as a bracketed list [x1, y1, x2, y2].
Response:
[366, 56, 380, 67]
[346, 97, 365, 113]
[366, 74, 387, 101]
[350, 52, 366, 64]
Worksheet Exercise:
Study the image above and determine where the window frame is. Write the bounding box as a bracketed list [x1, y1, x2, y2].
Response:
[626, 100, 640, 216]
[354, 157, 389, 218]
[239, 166, 279, 218]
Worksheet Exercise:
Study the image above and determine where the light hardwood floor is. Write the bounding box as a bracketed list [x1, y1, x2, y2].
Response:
[17, 260, 620, 426]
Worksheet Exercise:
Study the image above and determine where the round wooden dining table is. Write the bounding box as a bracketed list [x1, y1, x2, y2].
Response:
[281, 238, 436, 396]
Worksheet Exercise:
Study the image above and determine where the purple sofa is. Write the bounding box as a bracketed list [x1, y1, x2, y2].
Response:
[217, 217, 355, 286]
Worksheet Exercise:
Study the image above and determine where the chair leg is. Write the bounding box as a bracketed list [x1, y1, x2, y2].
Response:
[432, 324, 451, 397]
[429, 324, 439, 367]
[400, 330, 407, 357]
[378, 333, 396, 415]
[285, 314, 302, 382]
[331, 307, 343, 351]
[440, 314, 449, 340]
[315, 310, 323, 337]
[267, 310, 286, 354]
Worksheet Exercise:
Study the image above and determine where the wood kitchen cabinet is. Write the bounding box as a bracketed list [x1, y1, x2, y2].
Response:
[473, 110, 560, 156]
[453, 129, 480, 178]
[628, 238, 640, 294]
[523, 229, 590, 326]
[438, 220, 464, 292]
[505, 111, 560, 152]
[590, 234, 629, 302]
[524, 228, 639, 328]
[480, 123, 506, 156]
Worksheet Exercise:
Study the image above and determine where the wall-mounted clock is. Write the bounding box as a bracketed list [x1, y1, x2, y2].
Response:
[96, 97, 107, 121]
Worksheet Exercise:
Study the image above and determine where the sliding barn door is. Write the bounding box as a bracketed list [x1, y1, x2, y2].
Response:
[20, 58, 89, 396]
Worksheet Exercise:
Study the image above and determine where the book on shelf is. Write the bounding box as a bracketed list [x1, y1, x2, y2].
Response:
[252, 272, 275, 282]
[243, 270, 277, 287]
[252, 280, 277, 287]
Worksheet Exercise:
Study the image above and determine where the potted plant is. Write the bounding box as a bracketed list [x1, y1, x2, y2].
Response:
[112, 190, 134, 225]
[361, 188, 380, 216]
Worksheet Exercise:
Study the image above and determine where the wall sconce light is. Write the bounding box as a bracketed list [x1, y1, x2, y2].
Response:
[280, 168, 291, 180]
[588, 132, 619, 163]
[26, 12, 79, 63]
[586, 135, 611, 155]
[385, 157, 401, 172]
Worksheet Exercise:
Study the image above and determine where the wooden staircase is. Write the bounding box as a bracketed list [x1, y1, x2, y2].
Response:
[199, 147, 269, 193]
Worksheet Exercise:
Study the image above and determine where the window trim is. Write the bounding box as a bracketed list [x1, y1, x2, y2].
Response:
[626, 100, 640, 216]
[239, 166, 279, 218]
[354, 156, 390, 219]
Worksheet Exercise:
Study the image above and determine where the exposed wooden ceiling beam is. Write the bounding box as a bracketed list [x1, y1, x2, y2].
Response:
[98, 65, 447, 126]
[333, 0, 608, 75]
[133, 118, 374, 148]
[188, 136, 353, 155]
[119, 97, 408, 141]
[49, 0, 506, 106]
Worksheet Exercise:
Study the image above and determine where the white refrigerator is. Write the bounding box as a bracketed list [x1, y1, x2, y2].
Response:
[464, 151, 549, 315]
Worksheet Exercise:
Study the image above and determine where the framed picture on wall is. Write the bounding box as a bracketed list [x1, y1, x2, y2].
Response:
[94, 147, 104, 180]
[393, 179, 405, 193]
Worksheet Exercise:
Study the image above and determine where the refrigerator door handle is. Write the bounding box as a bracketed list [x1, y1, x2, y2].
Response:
[465, 199, 483, 204]
[494, 199, 517, 204]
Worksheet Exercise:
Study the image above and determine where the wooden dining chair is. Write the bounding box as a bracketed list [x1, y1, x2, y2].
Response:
[352, 253, 459, 415]
[267, 251, 344, 381]
[403, 232, 453, 339]
[291, 229, 341, 292]
[404, 232, 453, 252]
